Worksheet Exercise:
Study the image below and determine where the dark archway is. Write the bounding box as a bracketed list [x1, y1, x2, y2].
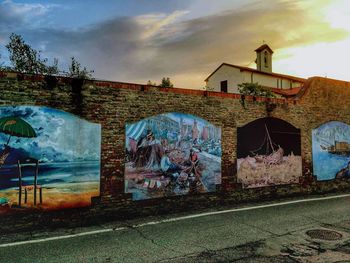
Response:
[237, 117, 301, 158]
[237, 117, 302, 188]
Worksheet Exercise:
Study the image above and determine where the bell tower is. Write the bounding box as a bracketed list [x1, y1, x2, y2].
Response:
[255, 44, 273, 73]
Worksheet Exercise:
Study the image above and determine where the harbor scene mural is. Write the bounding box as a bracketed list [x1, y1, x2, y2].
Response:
[125, 112, 221, 200]
[312, 121, 350, 181]
[237, 117, 302, 188]
[0, 106, 101, 213]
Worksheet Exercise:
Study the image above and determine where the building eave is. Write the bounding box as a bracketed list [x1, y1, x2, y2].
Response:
[204, 63, 226, 82]
[254, 44, 274, 54]
[205, 63, 305, 83]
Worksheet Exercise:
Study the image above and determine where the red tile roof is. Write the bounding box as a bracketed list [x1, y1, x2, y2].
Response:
[271, 87, 302, 97]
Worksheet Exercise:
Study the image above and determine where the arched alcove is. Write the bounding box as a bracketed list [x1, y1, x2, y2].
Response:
[125, 112, 221, 200]
[312, 121, 350, 181]
[0, 106, 101, 211]
[237, 117, 301, 188]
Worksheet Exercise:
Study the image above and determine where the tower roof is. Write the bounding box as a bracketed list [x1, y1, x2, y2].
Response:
[255, 44, 273, 54]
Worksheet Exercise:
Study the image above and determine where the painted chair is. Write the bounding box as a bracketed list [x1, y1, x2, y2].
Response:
[17, 158, 42, 207]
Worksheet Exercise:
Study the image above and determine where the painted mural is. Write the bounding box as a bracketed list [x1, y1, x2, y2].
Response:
[237, 117, 302, 188]
[0, 106, 101, 213]
[125, 113, 221, 200]
[312, 121, 350, 181]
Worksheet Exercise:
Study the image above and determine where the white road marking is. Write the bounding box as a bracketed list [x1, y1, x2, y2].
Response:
[0, 228, 126, 248]
[1, 193, 350, 248]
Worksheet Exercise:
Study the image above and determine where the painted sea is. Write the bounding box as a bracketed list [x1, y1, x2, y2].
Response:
[0, 161, 100, 190]
[312, 121, 350, 181]
[312, 145, 350, 180]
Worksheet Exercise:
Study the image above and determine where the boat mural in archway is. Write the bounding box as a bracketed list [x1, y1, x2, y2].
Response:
[0, 106, 101, 212]
[125, 112, 221, 200]
[237, 117, 301, 188]
[312, 121, 350, 181]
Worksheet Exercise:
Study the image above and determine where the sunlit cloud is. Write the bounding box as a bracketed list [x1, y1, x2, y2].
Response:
[136, 10, 189, 40]
[273, 39, 350, 81]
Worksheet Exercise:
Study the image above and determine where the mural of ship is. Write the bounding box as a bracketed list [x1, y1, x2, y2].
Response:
[320, 141, 350, 156]
[251, 124, 284, 165]
[312, 121, 350, 181]
[237, 117, 301, 188]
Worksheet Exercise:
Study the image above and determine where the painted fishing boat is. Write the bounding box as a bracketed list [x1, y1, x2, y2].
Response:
[319, 132, 350, 156]
[251, 124, 284, 165]
[321, 141, 350, 156]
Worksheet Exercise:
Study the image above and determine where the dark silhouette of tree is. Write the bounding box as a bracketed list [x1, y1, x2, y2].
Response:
[159, 77, 174, 88]
[6, 33, 58, 74]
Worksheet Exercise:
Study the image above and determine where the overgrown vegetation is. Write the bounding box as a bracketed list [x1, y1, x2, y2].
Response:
[67, 57, 94, 79]
[147, 77, 174, 88]
[147, 80, 157, 86]
[0, 53, 4, 70]
[205, 85, 214, 91]
[238, 82, 275, 108]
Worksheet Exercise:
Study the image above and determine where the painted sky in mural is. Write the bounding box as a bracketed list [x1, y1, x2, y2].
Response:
[312, 121, 350, 181]
[0, 106, 100, 212]
[125, 112, 221, 200]
[237, 117, 301, 188]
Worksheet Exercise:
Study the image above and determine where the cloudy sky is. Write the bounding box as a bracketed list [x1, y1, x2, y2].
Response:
[0, 0, 349, 88]
[0, 106, 101, 162]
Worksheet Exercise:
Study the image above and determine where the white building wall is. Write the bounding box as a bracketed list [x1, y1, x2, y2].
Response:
[206, 65, 303, 93]
[206, 66, 246, 93]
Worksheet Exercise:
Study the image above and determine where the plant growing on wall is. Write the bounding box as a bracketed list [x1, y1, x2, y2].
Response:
[67, 56, 94, 79]
[147, 80, 157, 86]
[66, 57, 94, 115]
[159, 77, 174, 88]
[0, 53, 4, 70]
[238, 82, 275, 109]
[204, 84, 214, 91]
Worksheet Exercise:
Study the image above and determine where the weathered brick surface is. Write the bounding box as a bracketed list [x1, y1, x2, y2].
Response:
[0, 72, 350, 232]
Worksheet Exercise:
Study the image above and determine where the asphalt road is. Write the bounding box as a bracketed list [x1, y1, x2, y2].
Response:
[1, 194, 350, 263]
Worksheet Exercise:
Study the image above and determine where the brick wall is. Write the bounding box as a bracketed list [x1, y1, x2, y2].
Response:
[1, 72, 350, 232]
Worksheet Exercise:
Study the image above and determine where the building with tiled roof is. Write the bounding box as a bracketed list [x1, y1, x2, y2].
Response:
[205, 44, 305, 97]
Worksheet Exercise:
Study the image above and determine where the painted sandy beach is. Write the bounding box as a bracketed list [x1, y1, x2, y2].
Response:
[0, 182, 99, 213]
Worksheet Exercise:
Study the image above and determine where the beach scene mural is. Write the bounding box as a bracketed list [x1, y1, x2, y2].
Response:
[237, 117, 302, 188]
[312, 121, 350, 181]
[125, 112, 221, 200]
[0, 106, 100, 213]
